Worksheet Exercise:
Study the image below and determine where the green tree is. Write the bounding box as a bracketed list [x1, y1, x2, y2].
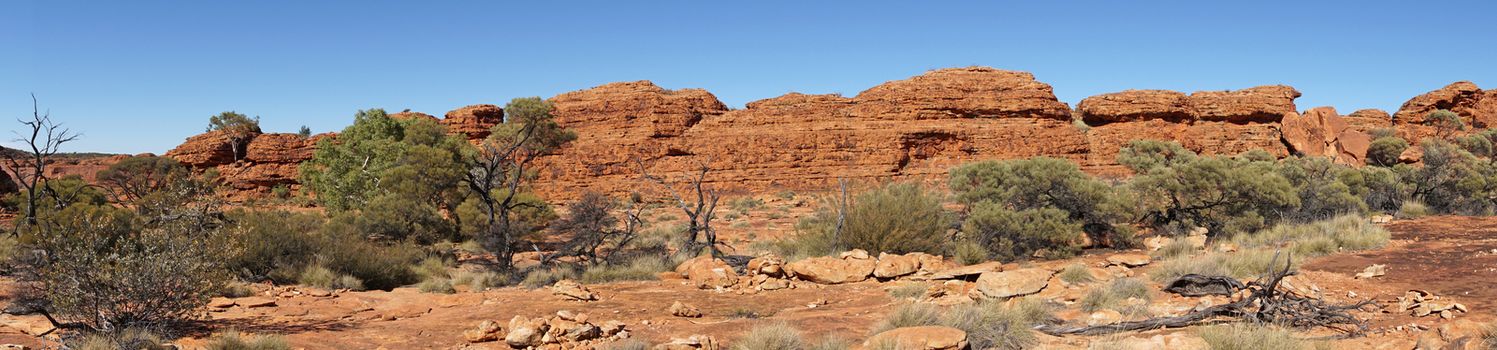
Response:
[206, 111, 262, 161]
[1424, 109, 1464, 139]
[1401, 139, 1497, 214]
[297, 125, 312, 138]
[1130, 155, 1299, 236]
[462, 97, 576, 272]
[1366, 137, 1409, 167]
[299, 109, 407, 211]
[1275, 157, 1366, 221]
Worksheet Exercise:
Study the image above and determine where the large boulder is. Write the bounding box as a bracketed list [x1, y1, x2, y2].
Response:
[874, 252, 923, 279]
[1078, 85, 1299, 168]
[674, 256, 740, 289]
[972, 268, 1054, 299]
[850, 66, 1073, 121]
[786, 253, 877, 284]
[505, 316, 550, 348]
[1076, 89, 1192, 125]
[164, 130, 246, 167]
[1280, 106, 1372, 166]
[863, 326, 969, 350]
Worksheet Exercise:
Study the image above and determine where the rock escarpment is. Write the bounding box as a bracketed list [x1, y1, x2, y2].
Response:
[144, 67, 1496, 201]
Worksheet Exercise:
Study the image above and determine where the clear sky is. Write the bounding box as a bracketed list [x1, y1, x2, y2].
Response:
[4, 1, 1495, 154]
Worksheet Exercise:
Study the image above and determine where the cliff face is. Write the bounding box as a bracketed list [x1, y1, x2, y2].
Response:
[139, 67, 1493, 201]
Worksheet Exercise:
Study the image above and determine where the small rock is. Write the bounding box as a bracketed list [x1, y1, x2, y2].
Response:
[462, 320, 504, 343]
[1105, 253, 1152, 267]
[208, 297, 236, 309]
[669, 301, 702, 318]
[236, 297, 276, 308]
[556, 310, 578, 321]
[971, 268, 1054, 299]
[655, 335, 720, 350]
[1355, 264, 1387, 279]
[839, 249, 871, 260]
[552, 280, 598, 301]
[505, 316, 551, 347]
[925, 261, 1003, 280]
[746, 254, 787, 277]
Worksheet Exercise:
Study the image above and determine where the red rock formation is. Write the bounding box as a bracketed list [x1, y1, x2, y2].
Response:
[441, 104, 504, 141]
[848, 67, 1071, 120]
[391, 109, 438, 122]
[165, 131, 323, 198]
[1076, 86, 1300, 169]
[1345, 109, 1393, 133]
[1280, 107, 1372, 166]
[1393, 81, 1497, 141]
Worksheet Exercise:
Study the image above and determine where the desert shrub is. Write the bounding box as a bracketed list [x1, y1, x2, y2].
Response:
[1275, 157, 1366, 221]
[456, 190, 556, 242]
[4, 175, 109, 223]
[1130, 152, 1298, 237]
[417, 278, 456, 294]
[606, 339, 652, 350]
[31, 203, 229, 334]
[1231, 215, 1390, 257]
[95, 156, 194, 205]
[950, 157, 1132, 246]
[1151, 249, 1290, 282]
[218, 282, 255, 298]
[1150, 238, 1199, 260]
[942, 299, 1054, 350]
[1359, 166, 1408, 212]
[886, 282, 928, 299]
[204, 331, 290, 350]
[314, 220, 425, 290]
[412, 256, 451, 281]
[551, 192, 648, 265]
[223, 210, 324, 282]
[731, 197, 765, 211]
[1460, 133, 1495, 157]
[451, 270, 508, 291]
[1117, 140, 1197, 173]
[1396, 200, 1431, 219]
[68, 328, 172, 350]
[1078, 278, 1151, 313]
[345, 193, 454, 244]
[1057, 264, 1094, 284]
[579, 255, 670, 284]
[797, 183, 949, 255]
[1367, 137, 1409, 167]
[730, 322, 803, 350]
[807, 337, 850, 350]
[1402, 139, 1497, 214]
[1425, 109, 1465, 137]
[1195, 323, 1303, 350]
[961, 204, 1082, 260]
[297, 265, 365, 290]
[520, 266, 579, 288]
[950, 240, 989, 265]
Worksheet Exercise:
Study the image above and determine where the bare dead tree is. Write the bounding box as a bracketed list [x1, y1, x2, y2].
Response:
[637, 158, 722, 257]
[1037, 253, 1373, 337]
[544, 191, 646, 265]
[463, 123, 539, 273]
[2, 94, 79, 236]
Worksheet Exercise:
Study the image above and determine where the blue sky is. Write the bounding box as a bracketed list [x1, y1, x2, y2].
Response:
[4, 1, 1495, 154]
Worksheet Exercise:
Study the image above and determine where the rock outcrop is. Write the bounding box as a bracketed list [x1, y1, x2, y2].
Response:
[164, 131, 323, 199]
[1393, 81, 1497, 142]
[441, 104, 504, 142]
[1076, 86, 1300, 170]
[1280, 107, 1372, 166]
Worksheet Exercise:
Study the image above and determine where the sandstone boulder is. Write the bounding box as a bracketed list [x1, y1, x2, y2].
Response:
[675, 256, 739, 289]
[786, 253, 876, 284]
[863, 326, 969, 350]
[165, 130, 246, 167]
[1105, 254, 1152, 267]
[972, 268, 1054, 299]
[505, 316, 550, 347]
[874, 252, 922, 278]
[655, 335, 720, 350]
[669, 301, 702, 318]
[1076, 89, 1192, 125]
[551, 280, 597, 301]
[746, 254, 786, 277]
[1345, 109, 1393, 133]
[851, 67, 1071, 121]
[1280, 106, 1371, 166]
[390, 109, 437, 122]
[462, 320, 504, 343]
[926, 261, 1003, 280]
[1189, 85, 1300, 124]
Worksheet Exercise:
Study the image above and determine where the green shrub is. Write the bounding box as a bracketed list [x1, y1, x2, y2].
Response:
[1367, 137, 1409, 167]
[1057, 264, 1094, 284]
[1195, 323, 1303, 350]
[1359, 166, 1408, 212]
[1117, 140, 1197, 173]
[796, 183, 949, 255]
[224, 210, 324, 282]
[298, 265, 366, 290]
[1460, 134, 1495, 157]
[1231, 215, 1390, 257]
[218, 282, 256, 298]
[886, 282, 928, 299]
[1078, 278, 1151, 313]
[807, 337, 850, 350]
[730, 323, 803, 350]
[204, 331, 291, 350]
[950, 239, 989, 265]
[962, 204, 1082, 260]
[1425, 109, 1465, 137]
[417, 278, 456, 294]
[68, 328, 172, 350]
[731, 197, 765, 211]
[1396, 200, 1431, 219]
[1275, 157, 1366, 221]
[950, 157, 1132, 246]
[1402, 139, 1497, 214]
[1151, 249, 1290, 282]
[451, 270, 508, 291]
[1150, 238, 1199, 261]
[579, 256, 671, 284]
[413, 256, 451, 281]
[520, 266, 579, 288]
[874, 303, 943, 333]
[943, 299, 1054, 350]
[1130, 152, 1298, 237]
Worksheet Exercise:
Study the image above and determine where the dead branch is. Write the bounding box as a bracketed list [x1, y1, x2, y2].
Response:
[1038, 253, 1373, 336]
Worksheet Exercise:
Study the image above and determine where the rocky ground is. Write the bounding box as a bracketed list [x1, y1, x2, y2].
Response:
[2, 214, 1495, 349]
